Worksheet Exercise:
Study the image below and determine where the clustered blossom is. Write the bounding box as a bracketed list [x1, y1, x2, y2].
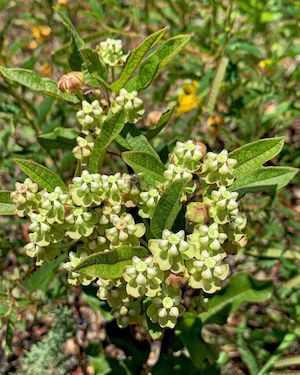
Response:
[11, 94, 247, 330]
[96, 38, 128, 67]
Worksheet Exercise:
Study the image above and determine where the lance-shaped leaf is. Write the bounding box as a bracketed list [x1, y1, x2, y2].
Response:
[38, 128, 79, 150]
[199, 272, 272, 325]
[122, 151, 166, 184]
[229, 166, 298, 194]
[111, 27, 167, 92]
[126, 34, 191, 91]
[229, 137, 284, 178]
[0, 191, 16, 215]
[0, 67, 79, 103]
[88, 109, 126, 173]
[14, 159, 68, 192]
[74, 246, 149, 278]
[151, 178, 187, 238]
[55, 9, 84, 49]
[146, 106, 175, 140]
[125, 133, 160, 158]
[80, 47, 108, 86]
[205, 56, 229, 115]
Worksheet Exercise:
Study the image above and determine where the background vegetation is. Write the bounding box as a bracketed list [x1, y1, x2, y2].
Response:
[0, 0, 299, 374]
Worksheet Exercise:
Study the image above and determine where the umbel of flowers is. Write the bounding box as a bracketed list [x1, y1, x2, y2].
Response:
[11, 39, 247, 331]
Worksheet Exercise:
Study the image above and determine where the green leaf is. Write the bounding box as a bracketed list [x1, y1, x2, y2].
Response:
[229, 166, 298, 194]
[38, 127, 79, 150]
[5, 307, 16, 354]
[88, 109, 126, 173]
[89, 353, 111, 375]
[80, 47, 107, 84]
[122, 151, 166, 184]
[206, 56, 229, 115]
[26, 253, 67, 293]
[14, 158, 68, 192]
[229, 137, 284, 178]
[0, 191, 16, 215]
[0, 67, 79, 103]
[199, 272, 272, 325]
[177, 313, 218, 369]
[245, 247, 300, 260]
[126, 34, 191, 91]
[151, 178, 187, 238]
[146, 106, 175, 140]
[55, 9, 84, 49]
[125, 133, 160, 158]
[74, 246, 148, 278]
[237, 334, 259, 375]
[111, 27, 167, 92]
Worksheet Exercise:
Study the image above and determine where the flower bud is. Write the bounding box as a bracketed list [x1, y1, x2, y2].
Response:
[58, 72, 84, 93]
[185, 202, 209, 224]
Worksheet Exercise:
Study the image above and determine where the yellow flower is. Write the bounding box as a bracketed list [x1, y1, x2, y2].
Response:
[27, 40, 38, 50]
[57, 0, 68, 4]
[206, 115, 224, 135]
[39, 63, 53, 77]
[31, 25, 52, 43]
[258, 59, 273, 72]
[176, 81, 202, 115]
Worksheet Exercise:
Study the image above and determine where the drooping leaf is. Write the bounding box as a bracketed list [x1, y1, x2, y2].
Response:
[199, 272, 272, 325]
[0, 191, 16, 215]
[26, 253, 67, 293]
[0, 67, 79, 103]
[74, 246, 148, 278]
[38, 128, 79, 150]
[125, 133, 160, 158]
[14, 159, 68, 192]
[88, 109, 126, 173]
[229, 166, 298, 194]
[122, 151, 166, 184]
[151, 178, 187, 238]
[146, 106, 175, 140]
[111, 27, 167, 92]
[229, 137, 284, 178]
[206, 57, 229, 115]
[126, 34, 191, 91]
[177, 313, 218, 369]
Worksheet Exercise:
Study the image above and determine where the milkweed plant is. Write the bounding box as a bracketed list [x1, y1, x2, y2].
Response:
[2, 11, 298, 338]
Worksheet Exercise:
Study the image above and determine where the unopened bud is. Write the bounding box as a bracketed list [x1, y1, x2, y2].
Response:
[58, 71, 84, 93]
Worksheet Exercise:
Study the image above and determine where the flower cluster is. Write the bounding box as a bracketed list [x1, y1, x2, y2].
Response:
[11, 93, 247, 331]
[96, 38, 128, 67]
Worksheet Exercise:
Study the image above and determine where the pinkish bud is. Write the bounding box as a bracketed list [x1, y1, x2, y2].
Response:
[58, 71, 84, 93]
[195, 141, 207, 157]
[166, 273, 187, 288]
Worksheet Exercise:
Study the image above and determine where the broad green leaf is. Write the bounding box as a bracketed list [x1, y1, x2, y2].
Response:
[0, 191, 16, 215]
[74, 246, 148, 278]
[245, 247, 300, 260]
[38, 128, 79, 150]
[80, 47, 107, 84]
[89, 354, 111, 375]
[14, 158, 68, 192]
[146, 106, 175, 140]
[177, 313, 218, 369]
[229, 166, 298, 194]
[206, 56, 229, 115]
[125, 134, 160, 158]
[88, 109, 126, 173]
[200, 272, 272, 325]
[151, 178, 187, 238]
[111, 27, 167, 92]
[55, 9, 84, 49]
[26, 253, 67, 293]
[122, 151, 166, 184]
[0, 67, 79, 103]
[230, 137, 284, 178]
[68, 37, 83, 71]
[126, 34, 191, 91]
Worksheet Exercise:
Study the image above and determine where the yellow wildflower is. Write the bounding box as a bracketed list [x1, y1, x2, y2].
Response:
[207, 115, 224, 135]
[28, 40, 38, 50]
[57, 0, 68, 4]
[31, 25, 52, 43]
[39, 62, 53, 77]
[176, 81, 202, 115]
